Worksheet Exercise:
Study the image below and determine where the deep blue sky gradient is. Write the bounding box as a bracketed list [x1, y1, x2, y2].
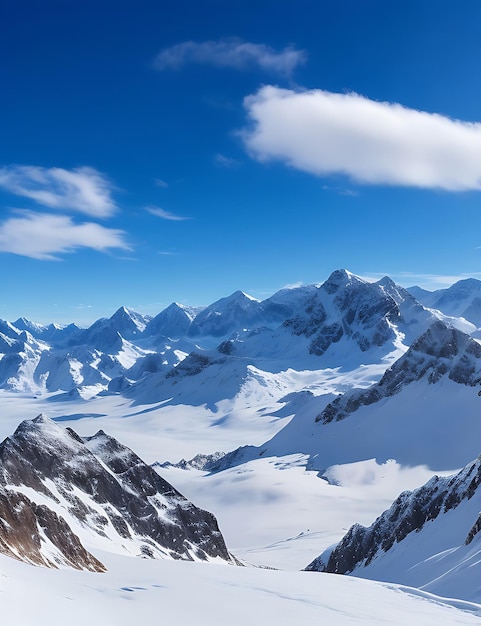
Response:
[2, 1, 481, 323]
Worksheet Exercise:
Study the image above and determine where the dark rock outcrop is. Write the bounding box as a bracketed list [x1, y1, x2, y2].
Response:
[306, 454, 481, 575]
[0, 415, 233, 569]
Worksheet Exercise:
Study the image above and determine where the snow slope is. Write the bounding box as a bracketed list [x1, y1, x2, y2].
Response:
[1, 551, 480, 626]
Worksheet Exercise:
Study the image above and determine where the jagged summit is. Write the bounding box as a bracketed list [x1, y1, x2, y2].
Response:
[321, 269, 362, 294]
[0, 414, 233, 570]
[1, 269, 480, 396]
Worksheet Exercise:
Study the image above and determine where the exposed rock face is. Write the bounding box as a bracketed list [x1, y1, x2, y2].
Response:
[0, 415, 233, 569]
[306, 454, 481, 576]
[317, 321, 481, 424]
[0, 487, 105, 571]
[283, 270, 400, 356]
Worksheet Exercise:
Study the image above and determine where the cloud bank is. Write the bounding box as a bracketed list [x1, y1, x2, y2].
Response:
[242, 86, 481, 191]
[0, 165, 117, 217]
[154, 38, 306, 76]
[0, 211, 129, 260]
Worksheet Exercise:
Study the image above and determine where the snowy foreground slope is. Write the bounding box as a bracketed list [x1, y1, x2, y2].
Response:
[1, 551, 481, 626]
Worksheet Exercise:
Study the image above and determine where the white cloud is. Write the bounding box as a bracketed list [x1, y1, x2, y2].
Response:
[154, 178, 169, 188]
[147, 206, 190, 221]
[153, 38, 306, 76]
[241, 86, 481, 191]
[0, 211, 130, 260]
[0, 165, 118, 217]
[282, 281, 306, 290]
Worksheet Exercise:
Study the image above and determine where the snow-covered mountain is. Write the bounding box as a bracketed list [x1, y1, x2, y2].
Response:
[0, 270, 470, 397]
[173, 320, 481, 479]
[13, 317, 82, 346]
[306, 452, 481, 600]
[318, 320, 481, 425]
[143, 302, 199, 339]
[408, 278, 481, 327]
[188, 290, 263, 338]
[0, 415, 233, 569]
[214, 270, 463, 371]
[6, 270, 481, 619]
[72, 306, 151, 349]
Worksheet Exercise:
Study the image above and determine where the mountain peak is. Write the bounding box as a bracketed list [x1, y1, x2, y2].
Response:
[0, 417, 233, 567]
[224, 290, 259, 303]
[110, 305, 143, 323]
[376, 276, 396, 288]
[322, 269, 363, 294]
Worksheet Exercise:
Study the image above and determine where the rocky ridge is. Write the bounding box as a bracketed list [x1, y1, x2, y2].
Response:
[0, 415, 233, 570]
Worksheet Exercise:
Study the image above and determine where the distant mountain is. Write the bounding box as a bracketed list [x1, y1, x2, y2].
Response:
[0, 415, 234, 569]
[72, 306, 151, 350]
[13, 318, 82, 346]
[188, 290, 262, 338]
[306, 452, 481, 600]
[406, 285, 432, 301]
[408, 278, 481, 326]
[144, 302, 199, 339]
[220, 270, 452, 369]
[0, 270, 479, 397]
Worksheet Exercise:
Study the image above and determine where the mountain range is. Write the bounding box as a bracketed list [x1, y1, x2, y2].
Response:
[0, 269, 477, 398]
[3, 269, 481, 610]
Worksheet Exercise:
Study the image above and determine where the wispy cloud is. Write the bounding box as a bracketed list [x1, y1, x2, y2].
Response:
[282, 281, 306, 290]
[215, 153, 239, 168]
[242, 86, 481, 191]
[147, 206, 190, 221]
[0, 210, 130, 260]
[395, 272, 481, 289]
[154, 178, 169, 188]
[153, 38, 307, 76]
[355, 270, 481, 290]
[0, 165, 117, 217]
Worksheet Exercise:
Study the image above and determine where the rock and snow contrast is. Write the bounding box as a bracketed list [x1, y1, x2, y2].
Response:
[0, 269, 462, 396]
[3, 270, 481, 623]
[307, 452, 481, 601]
[0, 414, 232, 570]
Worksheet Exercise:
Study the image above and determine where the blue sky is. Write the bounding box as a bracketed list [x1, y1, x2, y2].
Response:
[2, 0, 481, 324]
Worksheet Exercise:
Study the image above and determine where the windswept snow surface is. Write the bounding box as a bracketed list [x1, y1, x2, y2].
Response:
[0, 551, 480, 626]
